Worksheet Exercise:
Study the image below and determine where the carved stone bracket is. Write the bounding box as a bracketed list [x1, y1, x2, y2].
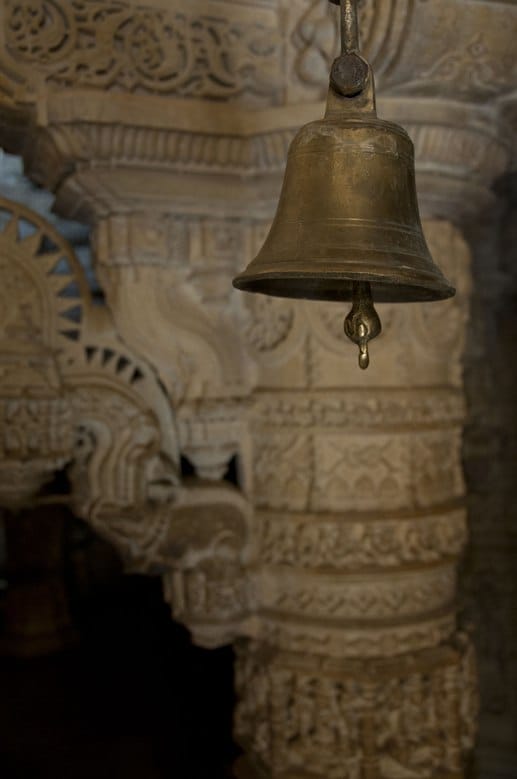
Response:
[0, 194, 252, 647]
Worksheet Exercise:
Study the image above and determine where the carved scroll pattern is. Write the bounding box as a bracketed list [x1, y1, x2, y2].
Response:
[4, 0, 282, 101]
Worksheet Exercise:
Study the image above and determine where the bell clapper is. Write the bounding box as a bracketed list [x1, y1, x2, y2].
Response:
[344, 282, 382, 370]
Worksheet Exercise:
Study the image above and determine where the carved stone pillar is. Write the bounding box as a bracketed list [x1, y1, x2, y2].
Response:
[235, 217, 477, 779]
[0, 0, 515, 776]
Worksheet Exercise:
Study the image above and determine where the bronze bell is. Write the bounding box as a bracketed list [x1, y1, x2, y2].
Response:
[233, 0, 455, 369]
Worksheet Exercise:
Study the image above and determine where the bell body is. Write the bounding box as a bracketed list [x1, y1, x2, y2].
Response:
[233, 115, 455, 303]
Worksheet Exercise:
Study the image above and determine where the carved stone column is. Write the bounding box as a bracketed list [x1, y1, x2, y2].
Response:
[0, 0, 515, 777]
[235, 217, 477, 779]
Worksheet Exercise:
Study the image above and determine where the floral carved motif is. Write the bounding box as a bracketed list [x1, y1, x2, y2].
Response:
[259, 508, 467, 570]
[4, 0, 282, 102]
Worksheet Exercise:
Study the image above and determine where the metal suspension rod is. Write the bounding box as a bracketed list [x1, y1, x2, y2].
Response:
[340, 0, 360, 54]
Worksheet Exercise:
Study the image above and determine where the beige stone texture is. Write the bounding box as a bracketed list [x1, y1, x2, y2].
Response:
[0, 0, 515, 776]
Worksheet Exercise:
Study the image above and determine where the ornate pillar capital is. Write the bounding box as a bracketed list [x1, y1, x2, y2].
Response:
[0, 0, 514, 224]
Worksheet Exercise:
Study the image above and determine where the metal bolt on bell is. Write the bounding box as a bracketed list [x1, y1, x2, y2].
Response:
[233, 0, 455, 369]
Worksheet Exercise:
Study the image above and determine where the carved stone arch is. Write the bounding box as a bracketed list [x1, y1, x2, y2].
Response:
[0, 195, 90, 347]
[0, 193, 182, 525]
[62, 328, 182, 563]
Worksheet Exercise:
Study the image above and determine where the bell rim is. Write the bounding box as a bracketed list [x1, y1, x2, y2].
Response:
[233, 270, 455, 303]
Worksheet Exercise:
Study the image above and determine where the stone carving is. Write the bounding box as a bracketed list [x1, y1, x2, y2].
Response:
[292, 0, 414, 93]
[235, 636, 477, 779]
[259, 565, 456, 621]
[62, 293, 252, 647]
[91, 213, 253, 408]
[292, 0, 339, 89]
[312, 433, 413, 512]
[258, 612, 457, 660]
[67, 341, 253, 644]
[259, 508, 467, 569]
[243, 295, 295, 353]
[24, 125, 295, 197]
[4, 0, 282, 103]
[177, 399, 245, 482]
[0, 194, 252, 649]
[400, 29, 517, 99]
[65, 339, 181, 560]
[252, 388, 465, 429]
[253, 433, 313, 511]
[161, 483, 253, 647]
[253, 428, 463, 513]
[0, 197, 87, 507]
[95, 212, 189, 269]
[1, 0, 515, 774]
